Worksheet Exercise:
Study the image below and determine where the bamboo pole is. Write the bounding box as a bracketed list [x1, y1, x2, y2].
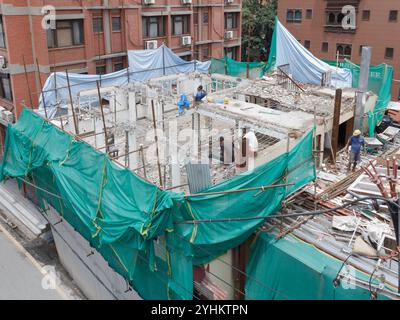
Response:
[185, 183, 294, 198]
[140, 145, 147, 179]
[66, 70, 79, 135]
[36, 58, 48, 119]
[151, 100, 163, 187]
[96, 80, 108, 153]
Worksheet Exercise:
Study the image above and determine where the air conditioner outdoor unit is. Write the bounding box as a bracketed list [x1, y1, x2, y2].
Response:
[2, 110, 14, 123]
[182, 0, 192, 4]
[0, 56, 6, 69]
[143, 0, 155, 4]
[181, 36, 191, 46]
[145, 40, 158, 50]
[226, 0, 234, 4]
[224, 31, 234, 40]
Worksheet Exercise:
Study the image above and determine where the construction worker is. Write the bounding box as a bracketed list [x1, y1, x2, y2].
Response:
[177, 94, 190, 115]
[194, 85, 207, 105]
[345, 129, 365, 172]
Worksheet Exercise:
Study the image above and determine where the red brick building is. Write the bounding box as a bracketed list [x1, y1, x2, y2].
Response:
[0, 0, 242, 117]
[278, 0, 400, 100]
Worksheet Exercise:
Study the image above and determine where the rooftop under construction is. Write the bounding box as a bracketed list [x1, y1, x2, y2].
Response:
[0, 19, 399, 301]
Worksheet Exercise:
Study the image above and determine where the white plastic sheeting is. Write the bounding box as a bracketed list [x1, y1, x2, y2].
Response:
[275, 20, 352, 88]
[39, 68, 130, 118]
[127, 44, 211, 80]
[38, 45, 210, 118]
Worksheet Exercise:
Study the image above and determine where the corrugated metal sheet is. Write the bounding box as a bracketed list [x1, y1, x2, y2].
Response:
[185, 163, 212, 194]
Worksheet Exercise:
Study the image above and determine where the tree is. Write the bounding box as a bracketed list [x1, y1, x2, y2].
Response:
[241, 0, 277, 62]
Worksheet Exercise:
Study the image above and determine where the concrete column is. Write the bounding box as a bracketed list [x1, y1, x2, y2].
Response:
[128, 92, 138, 169]
[354, 46, 371, 131]
[95, 116, 105, 149]
[169, 118, 180, 192]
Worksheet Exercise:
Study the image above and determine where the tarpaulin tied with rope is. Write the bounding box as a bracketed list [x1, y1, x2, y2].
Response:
[0, 108, 315, 299]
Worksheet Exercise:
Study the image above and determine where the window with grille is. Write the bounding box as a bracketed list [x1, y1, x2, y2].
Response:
[47, 20, 84, 48]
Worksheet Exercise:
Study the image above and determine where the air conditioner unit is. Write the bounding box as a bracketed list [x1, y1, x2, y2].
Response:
[2, 110, 14, 123]
[0, 56, 7, 69]
[226, 0, 234, 4]
[143, 0, 155, 4]
[182, 0, 192, 3]
[145, 40, 158, 50]
[224, 31, 234, 40]
[181, 36, 191, 46]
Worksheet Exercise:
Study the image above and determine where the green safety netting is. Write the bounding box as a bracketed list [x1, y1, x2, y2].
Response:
[324, 60, 393, 136]
[245, 232, 394, 300]
[0, 108, 315, 299]
[210, 57, 268, 79]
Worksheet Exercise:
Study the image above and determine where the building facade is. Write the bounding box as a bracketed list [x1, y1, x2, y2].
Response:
[277, 0, 400, 100]
[0, 0, 241, 117]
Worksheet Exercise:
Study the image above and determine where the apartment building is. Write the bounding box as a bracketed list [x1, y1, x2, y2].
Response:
[278, 0, 400, 100]
[0, 0, 242, 118]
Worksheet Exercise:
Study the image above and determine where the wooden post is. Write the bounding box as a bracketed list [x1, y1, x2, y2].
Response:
[140, 145, 147, 179]
[36, 58, 48, 118]
[125, 130, 129, 167]
[331, 89, 342, 164]
[151, 100, 163, 187]
[22, 55, 33, 109]
[96, 81, 108, 153]
[66, 70, 79, 135]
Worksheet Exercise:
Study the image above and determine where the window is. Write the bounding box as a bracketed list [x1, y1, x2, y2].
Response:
[0, 16, 5, 48]
[172, 15, 190, 35]
[389, 10, 398, 22]
[306, 9, 313, 19]
[362, 10, 370, 21]
[225, 47, 237, 60]
[322, 42, 329, 52]
[47, 20, 84, 48]
[385, 47, 394, 59]
[0, 73, 13, 101]
[224, 13, 238, 29]
[336, 43, 352, 59]
[96, 65, 106, 75]
[327, 12, 336, 24]
[202, 46, 209, 60]
[142, 16, 166, 38]
[112, 17, 121, 31]
[114, 62, 124, 71]
[287, 9, 302, 23]
[304, 40, 311, 49]
[93, 17, 103, 33]
[203, 12, 209, 24]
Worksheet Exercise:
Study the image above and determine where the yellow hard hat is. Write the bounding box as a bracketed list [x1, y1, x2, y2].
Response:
[353, 129, 361, 136]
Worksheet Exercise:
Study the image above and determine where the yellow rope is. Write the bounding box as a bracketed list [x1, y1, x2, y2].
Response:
[109, 244, 129, 273]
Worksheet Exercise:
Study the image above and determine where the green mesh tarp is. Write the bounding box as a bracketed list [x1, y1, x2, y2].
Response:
[324, 60, 393, 136]
[245, 233, 394, 300]
[0, 108, 315, 299]
[210, 57, 268, 79]
[210, 17, 276, 79]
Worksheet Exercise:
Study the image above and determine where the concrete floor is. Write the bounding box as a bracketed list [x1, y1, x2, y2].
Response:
[0, 225, 66, 300]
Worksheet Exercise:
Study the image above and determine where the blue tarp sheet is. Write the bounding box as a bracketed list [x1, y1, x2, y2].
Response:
[275, 20, 352, 88]
[128, 44, 211, 81]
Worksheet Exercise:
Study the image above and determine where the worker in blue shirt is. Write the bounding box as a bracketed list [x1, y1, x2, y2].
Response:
[345, 129, 365, 172]
[194, 85, 207, 105]
[177, 94, 190, 115]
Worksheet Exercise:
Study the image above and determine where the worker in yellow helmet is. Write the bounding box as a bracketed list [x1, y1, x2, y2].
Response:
[345, 129, 365, 172]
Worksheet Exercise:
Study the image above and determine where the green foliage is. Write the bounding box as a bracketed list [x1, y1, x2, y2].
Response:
[241, 0, 277, 61]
